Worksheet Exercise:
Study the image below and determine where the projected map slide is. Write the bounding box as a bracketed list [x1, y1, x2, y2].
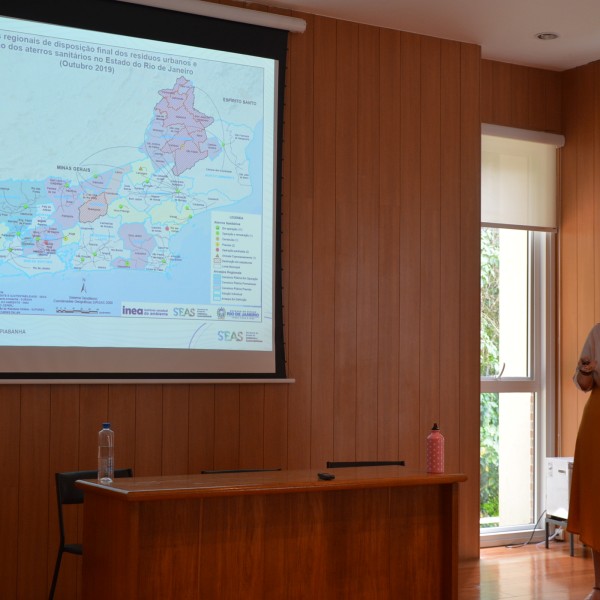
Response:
[0, 16, 275, 353]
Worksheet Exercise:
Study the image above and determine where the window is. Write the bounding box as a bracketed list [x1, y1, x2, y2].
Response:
[480, 125, 562, 546]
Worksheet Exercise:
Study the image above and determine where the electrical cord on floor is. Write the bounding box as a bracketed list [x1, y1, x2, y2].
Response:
[543, 530, 559, 544]
[505, 510, 547, 548]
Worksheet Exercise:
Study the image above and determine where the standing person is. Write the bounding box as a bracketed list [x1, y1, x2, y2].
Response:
[569, 323, 600, 600]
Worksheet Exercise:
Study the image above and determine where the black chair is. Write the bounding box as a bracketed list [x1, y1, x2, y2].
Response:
[49, 468, 133, 600]
[201, 468, 282, 474]
[326, 460, 405, 468]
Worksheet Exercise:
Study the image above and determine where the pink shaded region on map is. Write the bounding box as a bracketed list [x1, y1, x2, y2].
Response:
[152, 77, 214, 176]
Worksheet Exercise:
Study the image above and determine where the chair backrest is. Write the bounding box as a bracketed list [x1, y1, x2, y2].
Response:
[326, 461, 405, 468]
[55, 468, 133, 542]
[201, 468, 282, 474]
[56, 468, 133, 506]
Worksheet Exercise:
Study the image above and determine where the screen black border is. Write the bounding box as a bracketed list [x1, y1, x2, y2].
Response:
[0, 0, 288, 380]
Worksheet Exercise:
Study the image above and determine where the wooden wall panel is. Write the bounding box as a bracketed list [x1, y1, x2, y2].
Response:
[439, 41, 462, 473]
[134, 384, 162, 476]
[214, 385, 240, 469]
[560, 67, 581, 455]
[481, 59, 562, 133]
[355, 23, 380, 461]
[595, 68, 600, 328]
[574, 67, 596, 426]
[108, 384, 137, 471]
[310, 16, 336, 469]
[2, 8, 493, 597]
[239, 384, 265, 469]
[333, 20, 359, 462]
[481, 60, 511, 125]
[162, 385, 189, 475]
[419, 35, 442, 461]
[280, 8, 292, 366]
[560, 61, 600, 455]
[264, 8, 292, 474]
[399, 32, 422, 469]
[286, 11, 314, 470]
[458, 42, 483, 563]
[377, 29, 401, 460]
[509, 65, 530, 129]
[188, 385, 215, 472]
[18, 385, 51, 600]
[0, 386, 20, 598]
[263, 385, 288, 469]
[79, 385, 108, 470]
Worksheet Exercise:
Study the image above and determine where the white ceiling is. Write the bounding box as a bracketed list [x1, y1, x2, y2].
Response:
[250, 0, 600, 71]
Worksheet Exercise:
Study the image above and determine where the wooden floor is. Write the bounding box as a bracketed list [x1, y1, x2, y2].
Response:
[459, 539, 595, 599]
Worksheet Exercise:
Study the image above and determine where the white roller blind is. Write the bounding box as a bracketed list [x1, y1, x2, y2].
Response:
[482, 126, 563, 232]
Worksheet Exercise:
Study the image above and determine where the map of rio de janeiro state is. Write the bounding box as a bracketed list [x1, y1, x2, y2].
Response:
[0, 76, 252, 276]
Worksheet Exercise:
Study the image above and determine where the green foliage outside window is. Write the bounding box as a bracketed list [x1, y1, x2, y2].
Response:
[480, 228, 499, 524]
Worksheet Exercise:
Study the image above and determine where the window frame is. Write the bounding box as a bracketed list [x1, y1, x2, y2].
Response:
[479, 228, 556, 547]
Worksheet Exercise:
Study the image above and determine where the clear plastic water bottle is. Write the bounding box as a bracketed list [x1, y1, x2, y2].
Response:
[98, 423, 114, 484]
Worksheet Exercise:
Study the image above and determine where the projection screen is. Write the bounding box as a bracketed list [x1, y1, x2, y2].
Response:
[0, 0, 288, 380]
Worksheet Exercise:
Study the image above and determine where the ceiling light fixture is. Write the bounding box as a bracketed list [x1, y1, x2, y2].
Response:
[536, 32, 559, 40]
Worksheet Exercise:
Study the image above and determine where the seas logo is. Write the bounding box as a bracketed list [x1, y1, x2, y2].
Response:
[173, 307, 196, 317]
[218, 330, 244, 342]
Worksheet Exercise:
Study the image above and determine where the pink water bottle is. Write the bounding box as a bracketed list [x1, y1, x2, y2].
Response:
[426, 423, 445, 474]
